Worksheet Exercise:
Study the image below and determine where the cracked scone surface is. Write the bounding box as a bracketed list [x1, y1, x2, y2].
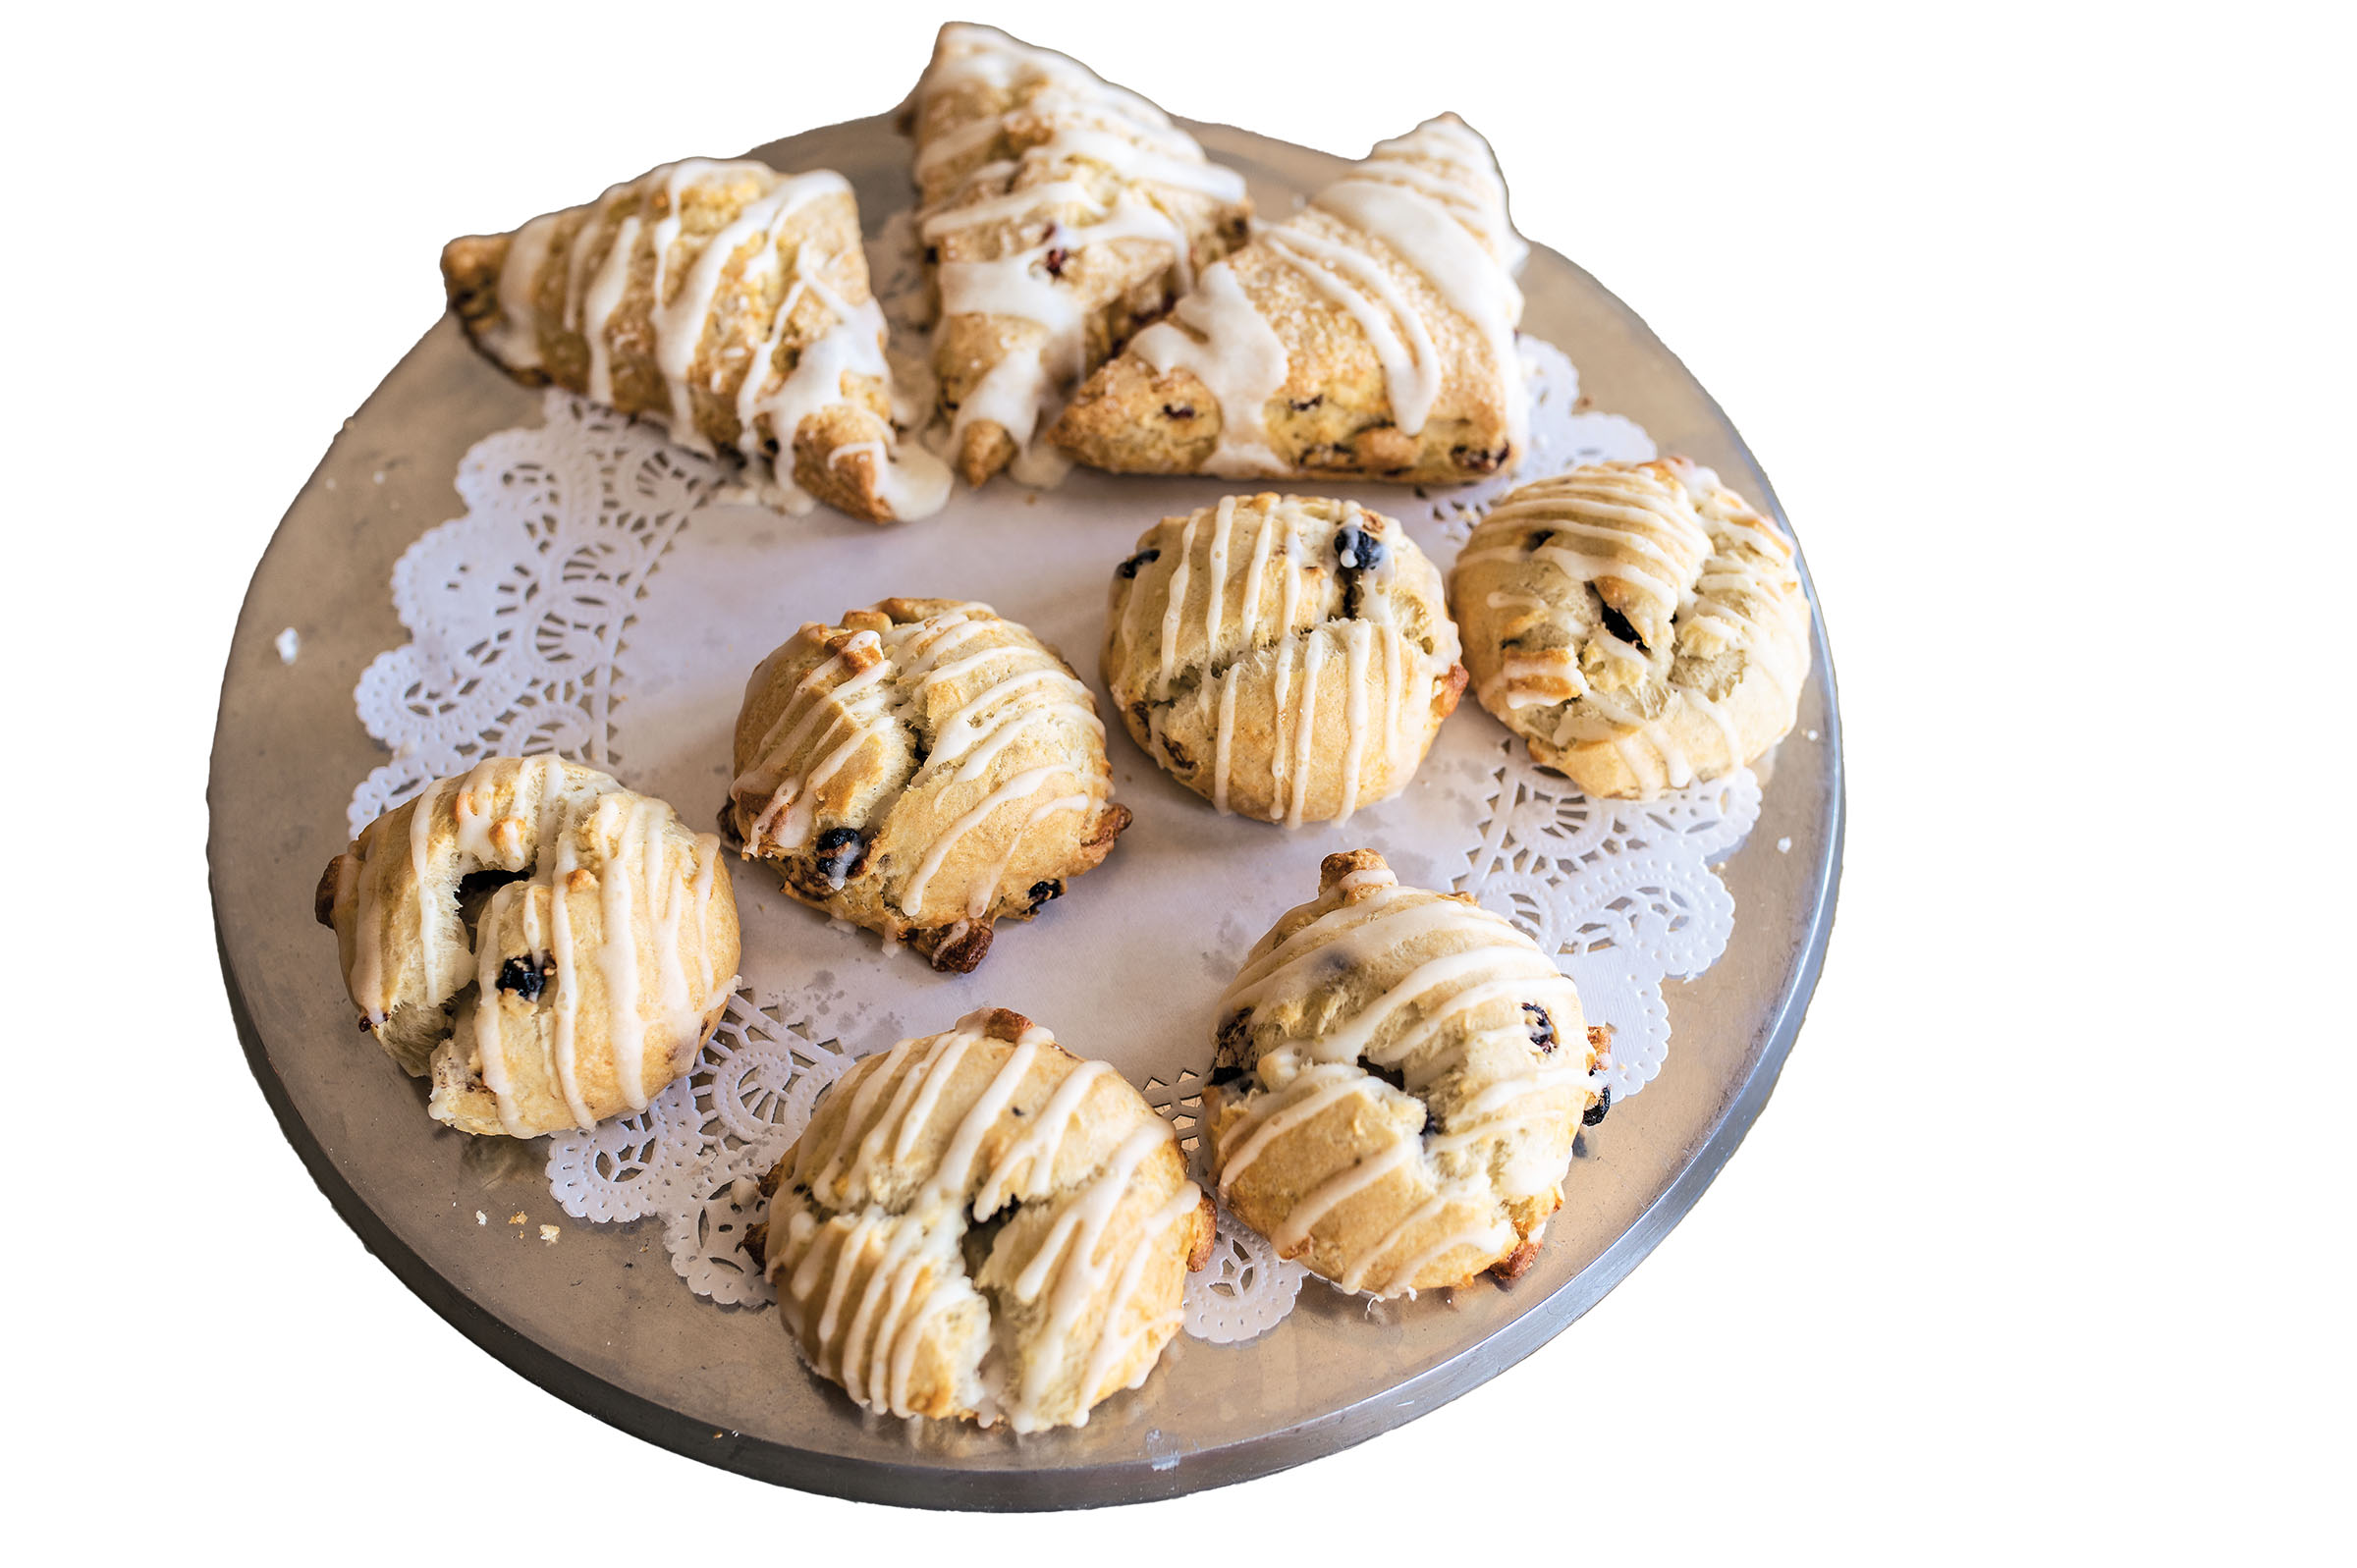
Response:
[316, 756, 740, 1138]
[440, 158, 948, 522]
[1207, 850, 1602, 1297]
[728, 598, 1129, 972]
[752, 1007, 1213, 1432]
[1052, 115, 1526, 485]
[1450, 458, 1812, 798]
[1104, 494, 1466, 826]
[905, 23, 1251, 487]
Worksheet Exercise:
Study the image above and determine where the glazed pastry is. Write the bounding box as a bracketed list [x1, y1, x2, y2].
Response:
[315, 757, 740, 1137]
[441, 159, 949, 522]
[727, 598, 1129, 972]
[1053, 116, 1526, 485]
[1206, 850, 1604, 1297]
[750, 1006, 1213, 1432]
[1104, 495, 1466, 826]
[1450, 458, 1811, 797]
[905, 23, 1252, 487]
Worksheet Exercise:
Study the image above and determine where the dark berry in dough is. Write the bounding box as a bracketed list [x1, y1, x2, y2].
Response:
[1334, 523, 1386, 572]
[1583, 1085, 1613, 1127]
[498, 953, 552, 1001]
[814, 827, 867, 887]
[1523, 1000, 1556, 1054]
[1599, 601, 1650, 655]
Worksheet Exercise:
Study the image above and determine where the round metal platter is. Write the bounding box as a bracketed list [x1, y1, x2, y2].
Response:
[209, 114, 1843, 1510]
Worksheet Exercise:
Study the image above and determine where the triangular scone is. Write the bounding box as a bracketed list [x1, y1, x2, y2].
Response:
[1053, 116, 1528, 486]
[904, 24, 1252, 488]
[442, 159, 949, 523]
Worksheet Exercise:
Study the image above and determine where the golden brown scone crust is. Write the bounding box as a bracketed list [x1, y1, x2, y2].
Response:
[905, 24, 1251, 486]
[441, 160, 946, 522]
[1449, 458, 1813, 798]
[1206, 850, 1597, 1297]
[317, 756, 740, 1137]
[1103, 495, 1464, 825]
[755, 1007, 1211, 1432]
[1053, 115, 1526, 485]
[728, 598, 1128, 971]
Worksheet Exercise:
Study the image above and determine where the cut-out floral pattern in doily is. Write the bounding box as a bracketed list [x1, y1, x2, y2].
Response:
[1455, 740, 1760, 1099]
[546, 989, 864, 1308]
[1142, 1067, 1310, 1343]
[352, 337, 1753, 1345]
[348, 392, 712, 835]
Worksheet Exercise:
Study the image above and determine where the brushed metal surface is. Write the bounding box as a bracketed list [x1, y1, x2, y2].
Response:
[208, 114, 1842, 1509]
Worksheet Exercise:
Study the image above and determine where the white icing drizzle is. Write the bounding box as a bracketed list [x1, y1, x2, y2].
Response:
[1157, 509, 1201, 693]
[900, 764, 1080, 919]
[1283, 628, 1327, 828]
[341, 758, 729, 1133]
[731, 606, 1108, 928]
[544, 832, 596, 1129]
[483, 161, 948, 519]
[406, 777, 455, 1007]
[769, 1011, 1198, 1431]
[484, 211, 561, 370]
[1130, 264, 1290, 475]
[1262, 223, 1442, 433]
[911, 24, 1246, 480]
[1211, 872, 1588, 1296]
[1105, 113, 1524, 470]
[1272, 1138, 1418, 1252]
[1458, 459, 1807, 781]
[967, 792, 1091, 918]
[1005, 1119, 1168, 1419]
[1313, 170, 1525, 458]
[1349, 1202, 1514, 1297]
[1122, 497, 1430, 826]
[578, 214, 640, 407]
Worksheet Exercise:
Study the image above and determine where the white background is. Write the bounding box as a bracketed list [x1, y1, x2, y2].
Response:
[6, 2, 2347, 1559]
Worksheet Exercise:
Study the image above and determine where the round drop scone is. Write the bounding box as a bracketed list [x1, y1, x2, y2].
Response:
[1450, 458, 1812, 798]
[749, 1007, 1214, 1432]
[1103, 494, 1465, 826]
[315, 756, 740, 1137]
[727, 598, 1130, 972]
[1207, 850, 1607, 1298]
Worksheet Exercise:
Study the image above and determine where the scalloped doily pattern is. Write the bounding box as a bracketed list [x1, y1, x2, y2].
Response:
[546, 989, 859, 1307]
[347, 392, 712, 836]
[1142, 1067, 1311, 1343]
[351, 338, 1751, 1347]
[1455, 742, 1760, 1097]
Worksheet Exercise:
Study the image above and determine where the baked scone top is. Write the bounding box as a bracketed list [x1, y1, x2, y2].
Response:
[906, 23, 1251, 486]
[317, 756, 740, 1138]
[1052, 115, 1528, 485]
[729, 598, 1127, 971]
[1104, 495, 1465, 826]
[441, 159, 949, 522]
[756, 1007, 1211, 1432]
[1450, 458, 1812, 797]
[1209, 851, 1597, 1297]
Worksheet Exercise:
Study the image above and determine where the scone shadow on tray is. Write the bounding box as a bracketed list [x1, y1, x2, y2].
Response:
[209, 106, 1843, 1508]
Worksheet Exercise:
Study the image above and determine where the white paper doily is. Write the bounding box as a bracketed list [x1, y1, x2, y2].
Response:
[353, 312, 1749, 1346]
